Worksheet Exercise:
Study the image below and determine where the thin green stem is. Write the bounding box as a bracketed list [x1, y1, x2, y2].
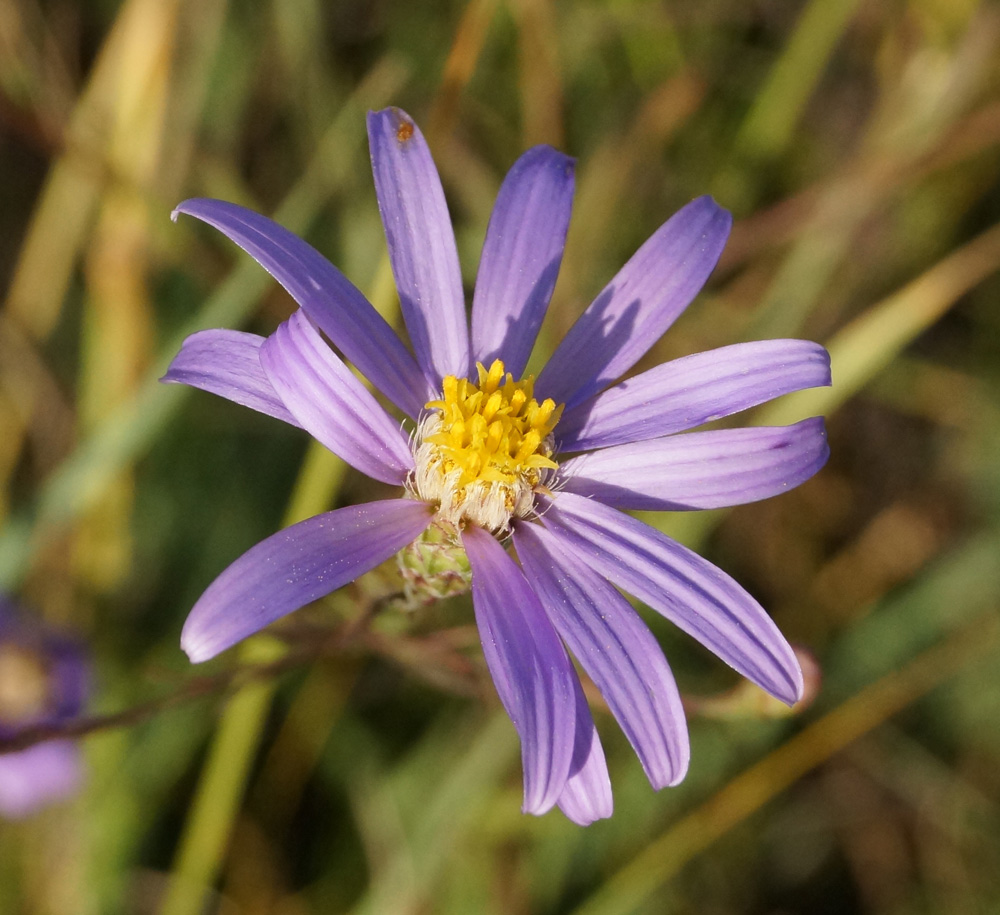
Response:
[157, 436, 347, 915]
[157, 635, 285, 915]
[157, 241, 399, 915]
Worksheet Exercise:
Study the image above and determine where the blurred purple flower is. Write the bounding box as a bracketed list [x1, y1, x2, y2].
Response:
[0, 598, 87, 819]
[163, 107, 831, 824]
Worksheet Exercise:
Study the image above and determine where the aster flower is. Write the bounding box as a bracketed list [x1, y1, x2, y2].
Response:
[163, 107, 830, 824]
[0, 597, 87, 819]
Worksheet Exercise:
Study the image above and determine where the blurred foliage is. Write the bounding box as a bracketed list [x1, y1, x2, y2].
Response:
[2, 0, 1000, 913]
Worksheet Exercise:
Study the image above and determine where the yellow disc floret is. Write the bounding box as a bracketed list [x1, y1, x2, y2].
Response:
[0, 644, 51, 726]
[411, 359, 563, 532]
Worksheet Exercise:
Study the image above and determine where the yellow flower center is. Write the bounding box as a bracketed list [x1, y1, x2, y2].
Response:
[411, 359, 563, 532]
[0, 643, 51, 726]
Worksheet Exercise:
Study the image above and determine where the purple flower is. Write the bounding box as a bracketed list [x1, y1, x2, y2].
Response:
[164, 107, 830, 824]
[0, 598, 87, 818]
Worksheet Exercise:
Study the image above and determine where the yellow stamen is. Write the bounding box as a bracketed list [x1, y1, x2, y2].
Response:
[0, 644, 51, 725]
[411, 359, 564, 531]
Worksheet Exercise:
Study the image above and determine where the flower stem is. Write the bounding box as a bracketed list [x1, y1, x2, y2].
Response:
[157, 440, 347, 915]
[157, 635, 284, 915]
[156, 237, 402, 915]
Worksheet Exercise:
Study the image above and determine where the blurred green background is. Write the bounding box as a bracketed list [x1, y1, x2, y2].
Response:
[2, 0, 1000, 912]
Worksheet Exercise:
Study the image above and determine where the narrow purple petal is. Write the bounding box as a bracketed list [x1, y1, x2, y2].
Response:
[172, 198, 431, 418]
[515, 522, 689, 789]
[0, 741, 82, 819]
[259, 310, 414, 486]
[45, 636, 89, 723]
[560, 418, 829, 511]
[537, 197, 732, 409]
[461, 524, 576, 815]
[367, 108, 470, 384]
[181, 499, 433, 662]
[540, 492, 803, 704]
[556, 676, 613, 825]
[471, 147, 575, 378]
[557, 339, 832, 450]
[161, 328, 302, 427]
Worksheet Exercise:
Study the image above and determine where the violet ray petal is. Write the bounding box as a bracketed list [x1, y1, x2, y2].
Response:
[540, 492, 803, 704]
[172, 198, 430, 418]
[259, 310, 414, 486]
[471, 146, 575, 378]
[461, 524, 577, 815]
[0, 741, 82, 819]
[555, 675, 613, 825]
[557, 339, 832, 450]
[44, 635, 88, 724]
[161, 328, 302, 428]
[181, 499, 433, 663]
[367, 108, 470, 384]
[515, 522, 690, 788]
[537, 197, 732, 409]
[559, 418, 829, 511]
